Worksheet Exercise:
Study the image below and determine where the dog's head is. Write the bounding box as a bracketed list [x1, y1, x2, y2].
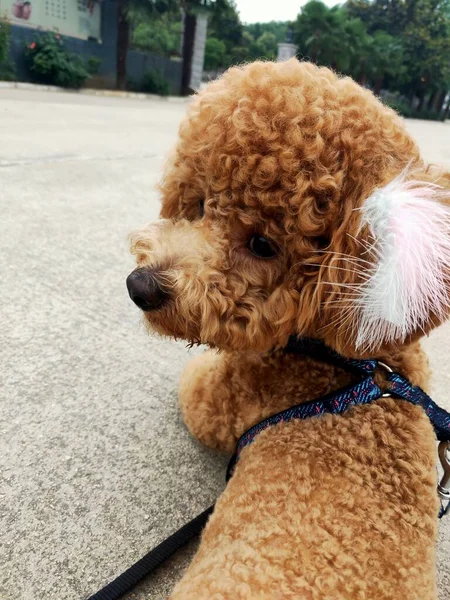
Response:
[128, 60, 450, 356]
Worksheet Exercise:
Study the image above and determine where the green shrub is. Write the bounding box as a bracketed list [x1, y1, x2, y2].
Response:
[0, 18, 14, 80]
[0, 60, 15, 81]
[131, 69, 170, 96]
[385, 99, 412, 117]
[25, 33, 89, 89]
[407, 109, 445, 122]
[386, 99, 445, 121]
[0, 19, 10, 64]
[86, 56, 102, 76]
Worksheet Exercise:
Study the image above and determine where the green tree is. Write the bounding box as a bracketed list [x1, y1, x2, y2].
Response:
[340, 12, 370, 74]
[346, 0, 409, 36]
[132, 14, 182, 56]
[227, 31, 254, 64]
[367, 30, 405, 94]
[254, 31, 278, 59]
[204, 37, 227, 69]
[206, 0, 243, 67]
[244, 21, 288, 44]
[192, 4, 285, 71]
[294, 1, 367, 73]
[294, 0, 334, 64]
[402, 0, 450, 109]
[207, 0, 243, 50]
[347, 0, 450, 110]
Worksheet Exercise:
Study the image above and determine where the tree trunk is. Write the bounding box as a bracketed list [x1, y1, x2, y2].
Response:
[116, 0, 129, 91]
[436, 90, 446, 114]
[358, 58, 366, 86]
[444, 93, 450, 120]
[181, 12, 196, 96]
[374, 75, 383, 96]
[416, 89, 425, 112]
[426, 90, 437, 111]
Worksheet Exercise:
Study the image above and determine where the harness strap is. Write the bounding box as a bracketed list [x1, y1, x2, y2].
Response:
[227, 340, 450, 478]
[387, 372, 450, 442]
[226, 374, 382, 480]
[284, 337, 378, 375]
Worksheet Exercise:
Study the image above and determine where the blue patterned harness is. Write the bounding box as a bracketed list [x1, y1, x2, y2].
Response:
[226, 338, 450, 517]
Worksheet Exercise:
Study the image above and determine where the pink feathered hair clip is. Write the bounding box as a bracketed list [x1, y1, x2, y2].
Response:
[354, 168, 450, 352]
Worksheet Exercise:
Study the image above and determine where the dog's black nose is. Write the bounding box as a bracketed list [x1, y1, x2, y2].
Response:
[126, 268, 169, 311]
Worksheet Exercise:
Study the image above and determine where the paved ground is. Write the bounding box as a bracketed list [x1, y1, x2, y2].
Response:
[1, 88, 449, 600]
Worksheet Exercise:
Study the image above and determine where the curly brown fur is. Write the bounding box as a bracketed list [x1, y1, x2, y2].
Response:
[172, 397, 438, 600]
[179, 342, 430, 455]
[131, 60, 449, 356]
[127, 59, 450, 599]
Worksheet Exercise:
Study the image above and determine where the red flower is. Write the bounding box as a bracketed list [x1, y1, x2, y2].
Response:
[55, 34, 60, 39]
[29, 42, 36, 50]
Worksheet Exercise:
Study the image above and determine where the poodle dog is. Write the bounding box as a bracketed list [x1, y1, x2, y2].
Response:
[126, 59, 450, 599]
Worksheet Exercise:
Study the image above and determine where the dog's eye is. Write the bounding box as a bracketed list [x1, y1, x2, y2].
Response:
[199, 199, 205, 218]
[248, 235, 277, 259]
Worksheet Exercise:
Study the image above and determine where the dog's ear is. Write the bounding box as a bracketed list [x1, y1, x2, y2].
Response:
[354, 168, 450, 352]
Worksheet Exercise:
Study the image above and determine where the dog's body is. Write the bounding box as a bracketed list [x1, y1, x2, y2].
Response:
[127, 60, 450, 598]
[172, 346, 438, 599]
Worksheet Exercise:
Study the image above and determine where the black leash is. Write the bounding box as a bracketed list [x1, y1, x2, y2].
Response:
[87, 505, 214, 600]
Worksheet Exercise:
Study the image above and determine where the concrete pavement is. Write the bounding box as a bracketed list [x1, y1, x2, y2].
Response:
[0, 88, 449, 599]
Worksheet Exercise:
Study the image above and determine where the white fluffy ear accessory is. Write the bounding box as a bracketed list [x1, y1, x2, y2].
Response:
[354, 170, 450, 352]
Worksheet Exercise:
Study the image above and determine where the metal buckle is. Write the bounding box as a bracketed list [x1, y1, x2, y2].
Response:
[438, 441, 450, 502]
[377, 361, 393, 398]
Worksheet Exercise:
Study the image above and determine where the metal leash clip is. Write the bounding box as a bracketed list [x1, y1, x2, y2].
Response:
[438, 441, 450, 517]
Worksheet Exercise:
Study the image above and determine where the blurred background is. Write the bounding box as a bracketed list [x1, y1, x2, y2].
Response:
[0, 0, 449, 119]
